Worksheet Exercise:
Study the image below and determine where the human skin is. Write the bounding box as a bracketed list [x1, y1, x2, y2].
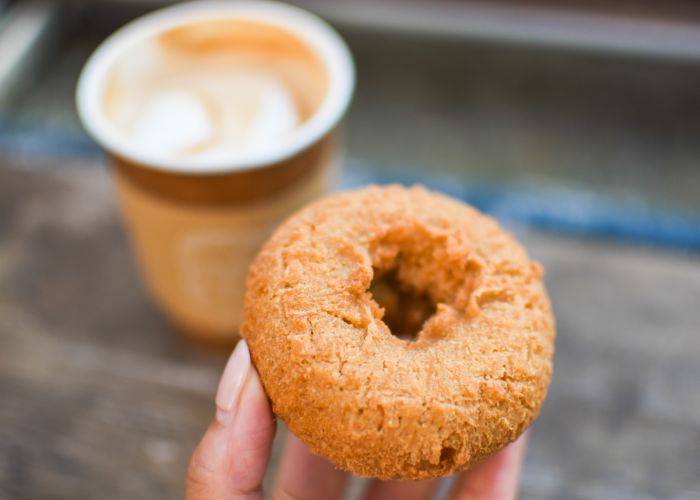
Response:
[186, 340, 528, 500]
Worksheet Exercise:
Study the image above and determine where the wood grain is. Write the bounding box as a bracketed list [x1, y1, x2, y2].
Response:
[0, 164, 698, 499]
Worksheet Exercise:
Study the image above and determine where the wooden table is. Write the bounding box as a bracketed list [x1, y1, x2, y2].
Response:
[1, 164, 699, 499]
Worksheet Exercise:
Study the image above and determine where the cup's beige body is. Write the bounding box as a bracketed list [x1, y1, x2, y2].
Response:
[113, 133, 336, 344]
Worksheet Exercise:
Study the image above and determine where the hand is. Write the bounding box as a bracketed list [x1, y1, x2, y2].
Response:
[187, 340, 527, 500]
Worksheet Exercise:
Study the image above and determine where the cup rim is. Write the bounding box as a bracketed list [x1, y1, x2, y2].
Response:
[76, 0, 354, 174]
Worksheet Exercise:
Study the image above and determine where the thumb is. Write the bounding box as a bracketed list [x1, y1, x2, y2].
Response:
[187, 340, 276, 500]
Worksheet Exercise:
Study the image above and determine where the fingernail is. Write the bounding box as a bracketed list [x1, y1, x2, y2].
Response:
[215, 340, 251, 423]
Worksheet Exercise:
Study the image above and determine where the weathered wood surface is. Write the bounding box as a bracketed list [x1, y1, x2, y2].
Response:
[1, 164, 699, 499]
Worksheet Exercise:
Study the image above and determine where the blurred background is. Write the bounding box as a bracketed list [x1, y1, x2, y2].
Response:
[1, 1, 699, 498]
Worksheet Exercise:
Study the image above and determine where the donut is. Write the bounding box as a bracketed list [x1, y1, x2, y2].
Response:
[242, 185, 555, 480]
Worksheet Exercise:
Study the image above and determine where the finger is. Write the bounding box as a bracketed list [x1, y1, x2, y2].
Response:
[364, 478, 442, 500]
[273, 432, 348, 500]
[449, 433, 528, 500]
[187, 340, 276, 500]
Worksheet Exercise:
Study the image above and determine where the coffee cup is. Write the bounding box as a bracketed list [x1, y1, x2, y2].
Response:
[77, 1, 354, 345]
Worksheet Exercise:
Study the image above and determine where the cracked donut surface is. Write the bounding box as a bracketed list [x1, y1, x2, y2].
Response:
[242, 185, 555, 480]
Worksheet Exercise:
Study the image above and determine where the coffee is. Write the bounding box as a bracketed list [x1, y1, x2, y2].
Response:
[77, 1, 354, 343]
[102, 19, 328, 166]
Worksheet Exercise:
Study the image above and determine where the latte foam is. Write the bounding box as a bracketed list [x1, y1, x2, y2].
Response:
[101, 18, 323, 166]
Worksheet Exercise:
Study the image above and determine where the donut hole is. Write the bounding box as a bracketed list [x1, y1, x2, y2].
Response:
[439, 446, 456, 465]
[369, 269, 437, 342]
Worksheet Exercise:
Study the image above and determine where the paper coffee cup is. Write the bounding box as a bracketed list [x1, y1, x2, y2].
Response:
[76, 1, 354, 344]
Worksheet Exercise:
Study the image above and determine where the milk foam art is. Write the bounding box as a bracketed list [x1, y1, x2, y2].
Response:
[102, 35, 301, 165]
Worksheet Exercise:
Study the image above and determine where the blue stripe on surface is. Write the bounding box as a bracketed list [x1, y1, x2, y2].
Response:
[341, 161, 700, 251]
[0, 122, 101, 158]
[1, 124, 698, 251]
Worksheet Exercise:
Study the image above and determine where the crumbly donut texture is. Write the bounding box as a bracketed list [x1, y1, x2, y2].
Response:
[242, 185, 555, 480]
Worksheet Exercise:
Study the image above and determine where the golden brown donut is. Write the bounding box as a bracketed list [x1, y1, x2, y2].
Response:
[242, 185, 555, 480]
